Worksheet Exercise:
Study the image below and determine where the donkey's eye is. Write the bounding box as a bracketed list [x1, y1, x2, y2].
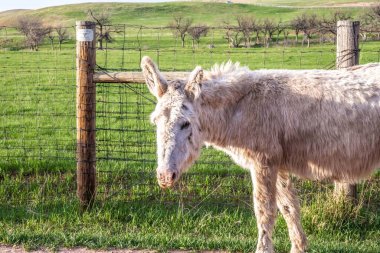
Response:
[180, 121, 190, 130]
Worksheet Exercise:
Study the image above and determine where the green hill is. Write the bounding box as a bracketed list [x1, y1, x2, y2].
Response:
[0, 1, 371, 27]
[197, 0, 375, 7]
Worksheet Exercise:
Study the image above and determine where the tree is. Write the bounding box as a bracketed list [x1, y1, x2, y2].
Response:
[262, 18, 277, 48]
[236, 15, 255, 48]
[55, 25, 69, 51]
[253, 21, 262, 45]
[361, 4, 380, 40]
[47, 27, 55, 50]
[319, 10, 352, 42]
[168, 15, 193, 48]
[188, 24, 209, 49]
[87, 9, 114, 49]
[290, 15, 304, 45]
[17, 16, 50, 51]
[222, 20, 243, 48]
[282, 27, 290, 47]
[0, 26, 8, 38]
[301, 14, 319, 48]
[292, 13, 319, 48]
[368, 4, 380, 24]
[276, 21, 287, 45]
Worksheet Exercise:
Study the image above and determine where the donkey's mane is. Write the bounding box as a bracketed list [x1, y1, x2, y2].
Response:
[206, 61, 250, 81]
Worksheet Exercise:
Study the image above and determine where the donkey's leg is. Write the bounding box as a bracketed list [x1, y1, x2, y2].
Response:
[251, 164, 278, 253]
[276, 172, 307, 253]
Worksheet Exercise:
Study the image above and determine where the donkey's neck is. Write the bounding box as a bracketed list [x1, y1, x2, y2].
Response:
[196, 79, 259, 148]
[196, 70, 284, 152]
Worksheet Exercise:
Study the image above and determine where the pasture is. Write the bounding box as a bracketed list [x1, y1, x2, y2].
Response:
[0, 2, 372, 27]
[0, 2, 379, 252]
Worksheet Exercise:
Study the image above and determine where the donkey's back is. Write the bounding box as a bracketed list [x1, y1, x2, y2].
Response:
[253, 63, 380, 182]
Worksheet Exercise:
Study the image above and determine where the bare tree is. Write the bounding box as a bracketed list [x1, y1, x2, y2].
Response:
[283, 29, 290, 47]
[0, 26, 7, 38]
[17, 16, 50, 51]
[168, 15, 193, 48]
[319, 10, 352, 42]
[87, 9, 114, 49]
[360, 11, 373, 36]
[222, 20, 243, 48]
[253, 20, 262, 45]
[275, 21, 287, 45]
[47, 27, 55, 50]
[55, 25, 69, 51]
[188, 24, 209, 49]
[0, 38, 13, 49]
[236, 15, 255, 48]
[290, 15, 304, 45]
[368, 4, 380, 23]
[301, 14, 319, 48]
[362, 4, 380, 40]
[262, 18, 277, 48]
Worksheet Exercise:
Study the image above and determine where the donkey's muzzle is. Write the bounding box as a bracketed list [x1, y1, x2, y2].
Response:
[157, 170, 177, 189]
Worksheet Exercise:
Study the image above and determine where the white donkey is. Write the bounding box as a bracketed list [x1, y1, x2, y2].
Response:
[141, 56, 380, 253]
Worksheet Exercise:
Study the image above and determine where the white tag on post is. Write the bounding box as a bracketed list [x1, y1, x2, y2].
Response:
[76, 29, 94, 42]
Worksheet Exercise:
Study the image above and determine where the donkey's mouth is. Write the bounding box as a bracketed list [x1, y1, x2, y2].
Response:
[157, 169, 178, 189]
[157, 180, 176, 189]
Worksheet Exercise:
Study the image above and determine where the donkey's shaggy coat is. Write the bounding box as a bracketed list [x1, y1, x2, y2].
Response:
[141, 56, 380, 253]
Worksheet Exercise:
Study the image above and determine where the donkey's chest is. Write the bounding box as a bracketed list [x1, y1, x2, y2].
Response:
[208, 144, 256, 170]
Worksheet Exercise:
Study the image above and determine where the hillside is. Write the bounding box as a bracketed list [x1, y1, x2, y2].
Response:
[197, 0, 376, 7]
[0, 1, 372, 27]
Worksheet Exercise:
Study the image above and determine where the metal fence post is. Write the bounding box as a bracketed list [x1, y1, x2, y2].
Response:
[334, 20, 360, 201]
[76, 21, 96, 210]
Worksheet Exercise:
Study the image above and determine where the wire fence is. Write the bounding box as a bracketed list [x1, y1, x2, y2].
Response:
[0, 24, 379, 213]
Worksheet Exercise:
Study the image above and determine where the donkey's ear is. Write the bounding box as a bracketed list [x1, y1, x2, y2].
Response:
[185, 66, 203, 100]
[141, 56, 168, 98]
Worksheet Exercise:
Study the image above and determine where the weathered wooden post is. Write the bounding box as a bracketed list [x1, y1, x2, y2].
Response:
[336, 20, 360, 68]
[334, 20, 360, 200]
[76, 21, 96, 210]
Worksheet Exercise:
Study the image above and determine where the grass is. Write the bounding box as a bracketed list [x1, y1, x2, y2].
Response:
[226, 0, 375, 7]
[0, 171, 379, 252]
[0, 9, 380, 252]
[0, 2, 372, 27]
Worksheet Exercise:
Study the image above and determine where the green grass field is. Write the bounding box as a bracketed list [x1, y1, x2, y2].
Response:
[0, 1, 380, 252]
[0, 1, 373, 27]
[215, 0, 375, 7]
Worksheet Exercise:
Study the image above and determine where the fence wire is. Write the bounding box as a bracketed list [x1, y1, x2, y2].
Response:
[94, 25, 380, 208]
[0, 25, 379, 213]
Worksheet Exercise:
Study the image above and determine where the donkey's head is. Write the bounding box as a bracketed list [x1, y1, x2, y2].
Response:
[141, 56, 204, 188]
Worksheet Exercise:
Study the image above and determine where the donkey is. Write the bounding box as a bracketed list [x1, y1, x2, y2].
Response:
[141, 56, 380, 253]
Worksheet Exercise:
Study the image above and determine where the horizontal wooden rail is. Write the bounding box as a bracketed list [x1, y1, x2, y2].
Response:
[94, 71, 190, 83]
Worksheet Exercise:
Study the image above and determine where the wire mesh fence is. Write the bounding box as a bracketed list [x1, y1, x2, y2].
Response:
[0, 49, 77, 171]
[0, 24, 379, 214]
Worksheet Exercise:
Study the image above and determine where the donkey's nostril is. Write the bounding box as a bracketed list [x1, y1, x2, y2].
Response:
[171, 172, 176, 181]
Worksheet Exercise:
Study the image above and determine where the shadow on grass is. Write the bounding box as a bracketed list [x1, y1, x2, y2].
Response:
[0, 170, 379, 252]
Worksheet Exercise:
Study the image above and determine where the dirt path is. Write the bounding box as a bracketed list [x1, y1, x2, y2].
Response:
[0, 245, 225, 253]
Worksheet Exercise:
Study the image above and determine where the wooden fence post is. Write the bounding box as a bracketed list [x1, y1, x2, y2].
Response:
[76, 21, 96, 210]
[336, 20, 360, 68]
[334, 20, 360, 201]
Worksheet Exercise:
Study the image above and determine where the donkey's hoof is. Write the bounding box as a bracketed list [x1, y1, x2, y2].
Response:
[255, 245, 275, 253]
[290, 247, 306, 253]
